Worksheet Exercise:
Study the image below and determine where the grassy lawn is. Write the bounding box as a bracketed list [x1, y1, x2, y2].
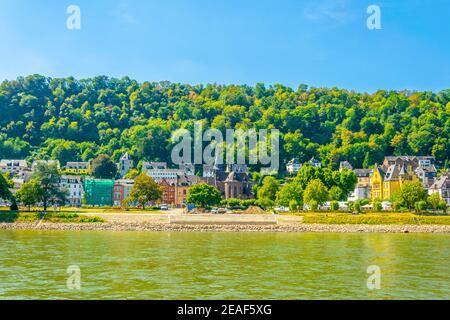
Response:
[0, 211, 104, 223]
[294, 212, 450, 225]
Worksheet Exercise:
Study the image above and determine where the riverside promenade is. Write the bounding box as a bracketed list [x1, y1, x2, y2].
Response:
[2, 211, 450, 233]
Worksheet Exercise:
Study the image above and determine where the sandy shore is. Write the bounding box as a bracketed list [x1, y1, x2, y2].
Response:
[1, 221, 450, 233]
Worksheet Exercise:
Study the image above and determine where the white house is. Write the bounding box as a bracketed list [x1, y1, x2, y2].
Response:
[429, 172, 450, 206]
[0, 159, 28, 176]
[286, 159, 302, 175]
[309, 157, 321, 168]
[60, 175, 83, 207]
[32, 160, 60, 171]
[144, 168, 183, 183]
[348, 186, 370, 201]
[142, 162, 168, 171]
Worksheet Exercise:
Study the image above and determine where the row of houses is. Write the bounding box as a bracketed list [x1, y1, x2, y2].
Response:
[349, 156, 450, 206]
[286, 155, 450, 206]
[4, 153, 449, 208]
[1, 154, 254, 207]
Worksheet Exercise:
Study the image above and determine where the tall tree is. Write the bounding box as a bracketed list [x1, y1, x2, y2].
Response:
[303, 179, 329, 208]
[395, 181, 428, 210]
[91, 154, 118, 179]
[125, 174, 162, 209]
[0, 174, 13, 202]
[15, 180, 41, 210]
[32, 162, 67, 212]
[276, 181, 303, 207]
[186, 183, 222, 208]
[257, 176, 280, 201]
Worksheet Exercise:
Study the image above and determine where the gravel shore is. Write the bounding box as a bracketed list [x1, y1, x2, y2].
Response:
[1, 222, 450, 233]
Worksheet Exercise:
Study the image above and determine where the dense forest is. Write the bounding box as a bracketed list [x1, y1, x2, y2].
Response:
[0, 74, 449, 170]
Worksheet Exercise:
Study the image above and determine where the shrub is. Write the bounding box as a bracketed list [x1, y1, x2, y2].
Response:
[255, 198, 274, 209]
[241, 199, 256, 208]
[309, 200, 318, 211]
[373, 201, 382, 212]
[226, 198, 242, 209]
[289, 199, 299, 212]
[330, 201, 339, 211]
[438, 201, 447, 212]
[415, 200, 428, 213]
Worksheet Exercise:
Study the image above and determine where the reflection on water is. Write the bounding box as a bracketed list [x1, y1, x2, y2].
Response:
[0, 231, 449, 299]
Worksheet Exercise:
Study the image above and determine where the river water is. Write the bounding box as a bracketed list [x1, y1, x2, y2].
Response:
[0, 230, 448, 299]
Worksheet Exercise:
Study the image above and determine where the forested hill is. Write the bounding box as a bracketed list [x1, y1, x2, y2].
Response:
[0, 75, 449, 169]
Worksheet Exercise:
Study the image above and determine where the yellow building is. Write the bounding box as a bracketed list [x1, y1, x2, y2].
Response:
[371, 164, 416, 200]
[64, 162, 90, 175]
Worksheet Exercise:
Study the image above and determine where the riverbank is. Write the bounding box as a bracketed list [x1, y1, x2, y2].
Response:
[1, 221, 450, 233]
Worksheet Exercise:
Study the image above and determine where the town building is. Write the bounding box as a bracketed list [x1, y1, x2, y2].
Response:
[118, 152, 134, 178]
[145, 168, 184, 184]
[415, 165, 437, 189]
[372, 156, 437, 200]
[11, 178, 25, 195]
[179, 162, 195, 176]
[348, 169, 373, 201]
[286, 159, 302, 175]
[203, 166, 253, 200]
[224, 171, 253, 199]
[339, 161, 353, 171]
[429, 172, 450, 207]
[32, 160, 60, 171]
[142, 162, 168, 171]
[382, 156, 435, 168]
[227, 164, 248, 173]
[64, 162, 89, 175]
[0, 159, 28, 176]
[203, 164, 220, 178]
[372, 162, 416, 200]
[113, 179, 134, 206]
[309, 157, 321, 167]
[60, 175, 83, 207]
[175, 175, 201, 207]
[83, 178, 114, 206]
[159, 179, 176, 205]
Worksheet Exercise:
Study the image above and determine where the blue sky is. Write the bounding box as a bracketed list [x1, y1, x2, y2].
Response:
[0, 0, 449, 92]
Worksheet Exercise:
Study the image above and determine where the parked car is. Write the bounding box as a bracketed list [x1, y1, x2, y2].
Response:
[160, 204, 169, 210]
[217, 208, 227, 214]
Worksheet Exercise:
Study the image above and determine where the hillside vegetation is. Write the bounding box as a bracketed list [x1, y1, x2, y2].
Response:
[1, 75, 449, 169]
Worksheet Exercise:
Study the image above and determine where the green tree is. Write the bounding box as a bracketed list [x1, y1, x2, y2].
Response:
[415, 200, 428, 213]
[330, 200, 339, 211]
[15, 180, 41, 210]
[186, 183, 222, 208]
[91, 154, 118, 179]
[303, 179, 329, 208]
[124, 168, 139, 179]
[329, 186, 344, 201]
[397, 181, 428, 210]
[373, 200, 382, 212]
[32, 162, 67, 212]
[257, 176, 280, 201]
[0, 174, 13, 204]
[428, 192, 442, 210]
[126, 174, 162, 209]
[289, 199, 299, 211]
[276, 181, 303, 207]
